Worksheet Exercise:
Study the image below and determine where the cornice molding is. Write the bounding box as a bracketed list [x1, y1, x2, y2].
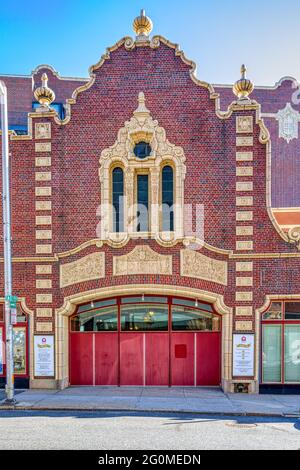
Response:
[31, 64, 88, 82]
[213, 76, 299, 91]
[272, 207, 300, 212]
[2, 237, 300, 263]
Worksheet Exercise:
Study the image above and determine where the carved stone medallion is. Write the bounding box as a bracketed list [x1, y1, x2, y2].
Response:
[180, 249, 228, 286]
[35, 123, 51, 140]
[276, 103, 299, 143]
[60, 252, 105, 288]
[113, 245, 172, 276]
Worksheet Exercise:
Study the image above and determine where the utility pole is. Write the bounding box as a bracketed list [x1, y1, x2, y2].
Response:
[0, 80, 15, 403]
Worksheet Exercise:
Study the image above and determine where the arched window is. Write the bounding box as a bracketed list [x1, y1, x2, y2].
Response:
[136, 173, 149, 232]
[161, 165, 174, 231]
[112, 167, 124, 232]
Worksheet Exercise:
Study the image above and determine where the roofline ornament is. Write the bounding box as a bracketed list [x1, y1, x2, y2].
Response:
[133, 9, 153, 42]
[33, 73, 55, 111]
[276, 102, 300, 143]
[233, 64, 254, 102]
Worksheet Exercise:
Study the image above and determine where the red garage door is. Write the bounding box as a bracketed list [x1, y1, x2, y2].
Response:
[70, 333, 93, 385]
[69, 296, 221, 387]
[197, 332, 221, 386]
[145, 333, 169, 386]
[95, 333, 118, 385]
[120, 333, 144, 385]
[171, 333, 195, 386]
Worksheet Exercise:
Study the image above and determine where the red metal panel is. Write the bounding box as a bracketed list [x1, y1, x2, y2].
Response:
[171, 333, 195, 386]
[69, 333, 93, 385]
[94, 333, 118, 385]
[120, 333, 144, 385]
[196, 332, 221, 386]
[145, 333, 169, 386]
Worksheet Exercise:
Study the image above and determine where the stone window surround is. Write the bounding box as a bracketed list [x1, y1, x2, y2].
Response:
[99, 92, 186, 243]
[106, 159, 181, 237]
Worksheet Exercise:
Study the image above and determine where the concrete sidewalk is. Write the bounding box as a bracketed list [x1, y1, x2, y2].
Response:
[1, 387, 300, 417]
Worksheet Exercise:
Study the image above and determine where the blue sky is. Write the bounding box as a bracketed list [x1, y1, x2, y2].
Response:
[0, 0, 299, 85]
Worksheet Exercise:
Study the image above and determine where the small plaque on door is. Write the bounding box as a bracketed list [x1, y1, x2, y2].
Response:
[175, 344, 187, 358]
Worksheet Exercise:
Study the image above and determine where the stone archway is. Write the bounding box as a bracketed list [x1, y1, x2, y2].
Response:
[55, 284, 232, 390]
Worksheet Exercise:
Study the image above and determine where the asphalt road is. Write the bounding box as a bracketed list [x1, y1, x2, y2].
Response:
[0, 411, 299, 450]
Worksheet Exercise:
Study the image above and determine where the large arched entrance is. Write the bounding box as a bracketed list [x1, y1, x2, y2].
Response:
[69, 294, 221, 386]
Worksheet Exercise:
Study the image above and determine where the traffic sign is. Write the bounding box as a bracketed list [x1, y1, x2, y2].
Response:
[5, 295, 18, 308]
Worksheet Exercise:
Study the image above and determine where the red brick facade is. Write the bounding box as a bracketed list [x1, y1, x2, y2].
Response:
[0, 32, 300, 392]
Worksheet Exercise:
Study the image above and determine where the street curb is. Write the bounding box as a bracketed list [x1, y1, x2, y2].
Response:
[0, 404, 299, 418]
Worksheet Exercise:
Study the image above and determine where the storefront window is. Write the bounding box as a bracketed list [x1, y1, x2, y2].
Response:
[121, 304, 168, 331]
[172, 306, 220, 331]
[0, 304, 27, 322]
[262, 301, 282, 320]
[285, 302, 300, 320]
[284, 325, 300, 382]
[262, 325, 282, 383]
[13, 327, 26, 375]
[16, 304, 27, 322]
[71, 306, 118, 332]
[262, 301, 300, 384]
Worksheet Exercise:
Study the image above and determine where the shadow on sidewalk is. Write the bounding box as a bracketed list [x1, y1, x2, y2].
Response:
[0, 409, 299, 431]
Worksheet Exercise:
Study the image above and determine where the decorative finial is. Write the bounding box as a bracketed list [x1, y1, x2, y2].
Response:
[133, 9, 153, 38]
[34, 72, 55, 110]
[138, 91, 146, 106]
[233, 64, 254, 101]
[41, 73, 48, 87]
[241, 64, 247, 78]
[134, 91, 150, 117]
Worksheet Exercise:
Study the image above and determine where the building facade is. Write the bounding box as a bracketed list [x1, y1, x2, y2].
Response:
[1, 12, 300, 393]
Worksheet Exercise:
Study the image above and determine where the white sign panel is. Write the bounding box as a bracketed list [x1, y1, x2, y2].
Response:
[34, 335, 54, 377]
[233, 334, 255, 377]
[0, 329, 3, 375]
